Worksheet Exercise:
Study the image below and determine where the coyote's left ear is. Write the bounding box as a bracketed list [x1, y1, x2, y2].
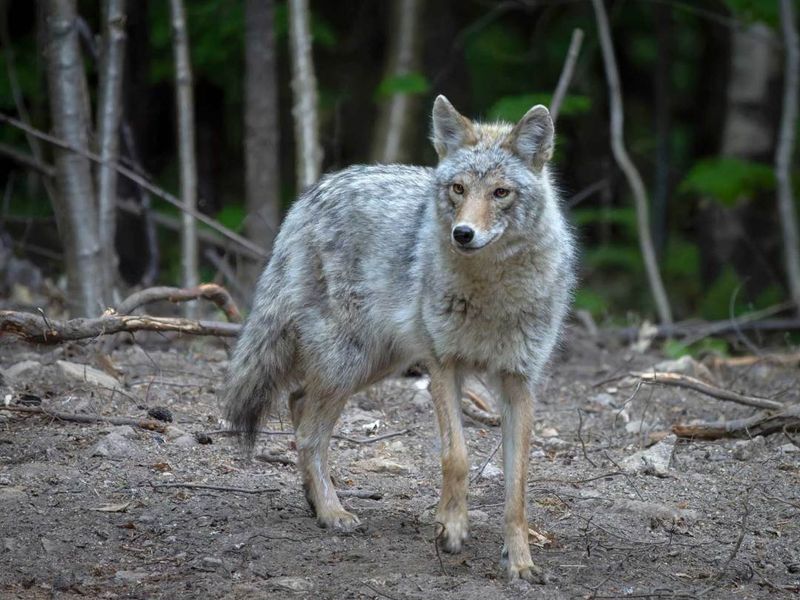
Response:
[508, 105, 554, 171]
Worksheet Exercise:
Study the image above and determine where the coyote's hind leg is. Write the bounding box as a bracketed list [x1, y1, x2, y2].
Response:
[290, 386, 360, 532]
[430, 362, 469, 553]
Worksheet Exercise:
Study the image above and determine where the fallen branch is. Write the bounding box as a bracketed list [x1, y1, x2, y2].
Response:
[0, 405, 168, 433]
[0, 310, 240, 344]
[150, 482, 279, 494]
[338, 489, 383, 500]
[114, 284, 242, 322]
[460, 397, 500, 426]
[672, 405, 800, 440]
[635, 371, 784, 410]
[706, 352, 800, 369]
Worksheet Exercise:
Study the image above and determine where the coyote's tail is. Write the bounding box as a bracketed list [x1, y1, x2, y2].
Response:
[223, 306, 294, 450]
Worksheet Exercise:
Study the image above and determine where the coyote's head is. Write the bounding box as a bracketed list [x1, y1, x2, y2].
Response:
[431, 95, 555, 257]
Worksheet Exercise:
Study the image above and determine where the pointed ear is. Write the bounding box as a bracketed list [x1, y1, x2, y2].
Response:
[431, 95, 476, 158]
[508, 105, 554, 171]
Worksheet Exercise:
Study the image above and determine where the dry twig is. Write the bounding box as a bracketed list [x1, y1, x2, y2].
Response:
[672, 405, 800, 440]
[635, 370, 784, 410]
[0, 310, 240, 344]
[150, 482, 279, 494]
[114, 284, 242, 322]
[0, 405, 169, 433]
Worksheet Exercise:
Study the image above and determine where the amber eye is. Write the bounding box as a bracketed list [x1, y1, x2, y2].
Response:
[451, 183, 464, 195]
[494, 188, 510, 199]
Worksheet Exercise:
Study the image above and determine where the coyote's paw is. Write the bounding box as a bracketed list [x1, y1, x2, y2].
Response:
[436, 511, 468, 553]
[317, 509, 361, 532]
[501, 546, 547, 584]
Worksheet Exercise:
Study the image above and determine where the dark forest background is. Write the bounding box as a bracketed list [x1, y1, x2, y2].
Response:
[1, 0, 798, 352]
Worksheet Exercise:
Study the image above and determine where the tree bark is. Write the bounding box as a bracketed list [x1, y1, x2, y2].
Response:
[591, 0, 673, 325]
[370, 0, 425, 164]
[243, 0, 280, 291]
[550, 28, 584, 125]
[95, 0, 127, 297]
[776, 0, 800, 312]
[288, 0, 322, 190]
[169, 0, 199, 315]
[45, 0, 104, 317]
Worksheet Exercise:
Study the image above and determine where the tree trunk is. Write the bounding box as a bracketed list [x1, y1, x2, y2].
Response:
[370, 0, 425, 164]
[169, 0, 199, 316]
[243, 0, 280, 292]
[95, 0, 126, 298]
[591, 0, 673, 324]
[776, 0, 800, 312]
[45, 0, 104, 317]
[288, 0, 322, 190]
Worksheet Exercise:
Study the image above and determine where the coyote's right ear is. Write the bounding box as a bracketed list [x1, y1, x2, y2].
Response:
[431, 95, 476, 159]
[508, 105, 554, 171]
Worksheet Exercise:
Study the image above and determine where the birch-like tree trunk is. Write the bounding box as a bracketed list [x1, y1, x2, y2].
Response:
[45, 0, 104, 317]
[288, 0, 321, 189]
[243, 0, 280, 291]
[591, 0, 673, 324]
[95, 0, 126, 297]
[169, 0, 199, 315]
[776, 0, 800, 311]
[370, 0, 425, 164]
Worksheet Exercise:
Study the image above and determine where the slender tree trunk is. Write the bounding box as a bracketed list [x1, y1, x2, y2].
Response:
[776, 0, 800, 311]
[288, 0, 321, 189]
[169, 0, 199, 315]
[45, 0, 104, 317]
[591, 0, 673, 324]
[550, 28, 584, 125]
[243, 0, 280, 292]
[95, 0, 126, 297]
[370, 0, 425, 164]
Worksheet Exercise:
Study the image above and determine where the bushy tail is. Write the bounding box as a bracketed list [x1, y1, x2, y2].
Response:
[223, 307, 294, 450]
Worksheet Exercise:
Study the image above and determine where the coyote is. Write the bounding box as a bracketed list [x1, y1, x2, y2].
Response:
[224, 96, 575, 582]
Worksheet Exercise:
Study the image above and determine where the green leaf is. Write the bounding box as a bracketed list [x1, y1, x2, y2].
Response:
[722, 0, 779, 27]
[679, 157, 774, 206]
[376, 72, 430, 98]
[663, 338, 729, 359]
[571, 207, 637, 238]
[216, 204, 246, 232]
[488, 93, 590, 122]
[699, 266, 741, 320]
[574, 288, 608, 318]
[584, 245, 643, 273]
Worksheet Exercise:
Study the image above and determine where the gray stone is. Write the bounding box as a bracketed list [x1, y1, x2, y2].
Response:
[91, 429, 139, 459]
[114, 570, 148, 583]
[56, 360, 120, 390]
[2, 360, 41, 383]
[356, 457, 412, 475]
[732, 436, 766, 461]
[173, 434, 198, 448]
[0, 487, 26, 505]
[468, 509, 489, 524]
[620, 434, 676, 477]
[612, 498, 699, 525]
[270, 576, 314, 593]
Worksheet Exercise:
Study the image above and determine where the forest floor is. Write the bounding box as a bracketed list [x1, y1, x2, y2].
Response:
[0, 326, 799, 599]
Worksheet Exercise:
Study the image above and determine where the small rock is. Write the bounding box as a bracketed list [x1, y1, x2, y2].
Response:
[620, 434, 676, 477]
[2, 360, 41, 383]
[543, 437, 571, 451]
[612, 499, 699, 526]
[479, 463, 503, 479]
[539, 427, 559, 438]
[91, 429, 139, 459]
[0, 487, 26, 505]
[202, 556, 223, 567]
[270, 576, 314, 593]
[57, 360, 120, 390]
[194, 432, 213, 445]
[589, 392, 616, 409]
[732, 436, 766, 461]
[356, 457, 412, 475]
[173, 434, 198, 448]
[652, 355, 714, 382]
[163, 425, 188, 440]
[147, 406, 173, 423]
[114, 570, 148, 583]
[777, 443, 799, 455]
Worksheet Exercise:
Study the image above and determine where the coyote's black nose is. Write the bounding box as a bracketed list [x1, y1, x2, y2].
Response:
[452, 225, 475, 246]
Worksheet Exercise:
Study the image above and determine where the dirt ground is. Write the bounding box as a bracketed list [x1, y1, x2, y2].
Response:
[1, 326, 799, 599]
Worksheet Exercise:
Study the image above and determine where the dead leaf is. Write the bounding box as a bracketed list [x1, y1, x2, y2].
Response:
[92, 501, 131, 513]
[528, 525, 554, 548]
[151, 462, 172, 472]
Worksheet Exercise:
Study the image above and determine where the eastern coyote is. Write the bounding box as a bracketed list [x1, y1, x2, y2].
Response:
[224, 95, 575, 582]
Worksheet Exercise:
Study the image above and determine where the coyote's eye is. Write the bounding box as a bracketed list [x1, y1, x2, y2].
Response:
[451, 183, 464, 195]
[493, 188, 509, 199]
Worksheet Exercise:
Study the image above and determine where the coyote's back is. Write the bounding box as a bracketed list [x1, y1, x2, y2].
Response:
[223, 95, 575, 583]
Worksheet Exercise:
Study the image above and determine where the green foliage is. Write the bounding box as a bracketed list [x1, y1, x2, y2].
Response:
[571, 207, 637, 238]
[216, 204, 246, 232]
[464, 24, 528, 109]
[722, 0, 779, 27]
[488, 93, 591, 122]
[699, 266, 741, 320]
[574, 288, 608, 318]
[663, 338, 730, 360]
[376, 72, 430, 98]
[584, 245, 643, 273]
[679, 157, 775, 206]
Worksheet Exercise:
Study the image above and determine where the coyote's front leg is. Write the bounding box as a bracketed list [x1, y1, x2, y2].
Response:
[499, 374, 546, 583]
[429, 362, 469, 553]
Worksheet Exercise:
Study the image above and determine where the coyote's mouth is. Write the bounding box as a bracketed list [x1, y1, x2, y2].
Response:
[451, 233, 499, 255]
